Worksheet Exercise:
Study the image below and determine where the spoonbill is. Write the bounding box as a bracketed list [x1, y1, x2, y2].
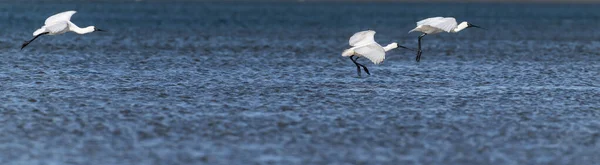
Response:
[342, 30, 413, 76]
[409, 17, 483, 62]
[21, 10, 105, 50]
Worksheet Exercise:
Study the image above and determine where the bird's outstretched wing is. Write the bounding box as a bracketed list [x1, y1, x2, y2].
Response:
[44, 22, 69, 34]
[417, 17, 457, 32]
[349, 30, 376, 47]
[354, 44, 385, 64]
[416, 17, 444, 26]
[45, 11, 77, 25]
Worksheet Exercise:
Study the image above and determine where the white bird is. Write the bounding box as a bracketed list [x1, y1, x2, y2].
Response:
[409, 17, 483, 62]
[342, 30, 413, 76]
[22, 10, 105, 50]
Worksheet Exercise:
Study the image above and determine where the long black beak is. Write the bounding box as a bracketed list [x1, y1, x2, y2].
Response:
[398, 45, 416, 51]
[95, 28, 106, 32]
[469, 24, 485, 30]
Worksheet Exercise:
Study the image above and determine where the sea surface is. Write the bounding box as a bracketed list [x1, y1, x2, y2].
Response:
[0, 1, 599, 165]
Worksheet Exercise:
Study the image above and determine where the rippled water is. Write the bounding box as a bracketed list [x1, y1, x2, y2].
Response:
[0, 1, 599, 165]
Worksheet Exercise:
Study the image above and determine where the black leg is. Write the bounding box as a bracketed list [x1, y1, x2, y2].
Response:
[416, 49, 422, 62]
[360, 64, 370, 75]
[416, 33, 427, 62]
[350, 56, 361, 77]
[21, 32, 49, 50]
[352, 56, 370, 76]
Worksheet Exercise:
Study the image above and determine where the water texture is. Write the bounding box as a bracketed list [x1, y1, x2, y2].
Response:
[0, 2, 599, 165]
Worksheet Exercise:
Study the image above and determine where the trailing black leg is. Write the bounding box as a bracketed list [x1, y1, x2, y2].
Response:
[353, 56, 370, 76]
[357, 63, 370, 75]
[350, 56, 361, 76]
[416, 33, 427, 62]
[21, 32, 49, 50]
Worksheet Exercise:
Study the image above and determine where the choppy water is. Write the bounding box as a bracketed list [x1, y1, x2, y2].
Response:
[0, 1, 599, 165]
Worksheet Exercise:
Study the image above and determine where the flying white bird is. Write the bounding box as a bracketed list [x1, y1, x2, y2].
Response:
[22, 10, 105, 50]
[342, 30, 413, 76]
[409, 17, 483, 62]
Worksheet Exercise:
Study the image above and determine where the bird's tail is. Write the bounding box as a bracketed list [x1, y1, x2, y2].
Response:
[341, 49, 354, 57]
[408, 28, 418, 33]
[33, 28, 45, 36]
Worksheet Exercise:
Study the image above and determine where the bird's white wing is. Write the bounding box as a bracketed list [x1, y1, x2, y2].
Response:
[349, 30, 376, 46]
[45, 11, 77, 25]
[44, 21, 69, 34]
[417, 17, 457, 32]
[354, 43, 385, 64]
[432, 17, 457, 32]
[416, 17, 445, 26]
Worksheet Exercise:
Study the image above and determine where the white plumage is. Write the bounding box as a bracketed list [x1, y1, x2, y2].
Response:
[408, 17, 483, 62]
[45, 11, 76, 25]
[34, 11, 94, 36]
[410, 17, 458, 34]
[22, 10, 105, 50]
[349, 30, 377, 47]
[342, 30, 393, 65]
[352, 44, 386, 65]
[342, 30, 412, 76]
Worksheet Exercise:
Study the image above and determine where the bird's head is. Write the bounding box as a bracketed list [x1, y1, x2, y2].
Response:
[387, 42, 399, 49]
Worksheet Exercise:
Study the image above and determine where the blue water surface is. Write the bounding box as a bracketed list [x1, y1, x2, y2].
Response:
[0, 1, 599, 165]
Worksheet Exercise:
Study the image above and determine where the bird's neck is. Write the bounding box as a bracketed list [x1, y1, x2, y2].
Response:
[69, 22, 94, 34]
[383, 43, 398, 52]
[451, 22, 469, 33]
